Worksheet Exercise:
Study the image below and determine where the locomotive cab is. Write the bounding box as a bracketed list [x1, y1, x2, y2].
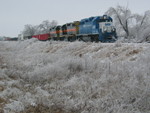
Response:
[98, 15, 117, 42]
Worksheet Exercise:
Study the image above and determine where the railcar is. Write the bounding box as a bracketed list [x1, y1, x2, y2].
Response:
[32, 33, 50, 41]
[62, 21, 80, 41]
[49, 26, 61, 40]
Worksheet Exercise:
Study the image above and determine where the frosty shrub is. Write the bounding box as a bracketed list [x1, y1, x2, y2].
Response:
[0, 40, 150, 113]
[4, 101, 24, 113]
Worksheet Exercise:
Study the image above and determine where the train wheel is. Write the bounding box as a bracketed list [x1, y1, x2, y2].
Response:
[94, 36, 99, 42]
[64, 37, 68, 41]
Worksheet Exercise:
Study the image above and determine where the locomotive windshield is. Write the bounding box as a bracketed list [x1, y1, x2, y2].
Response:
[99, 15, 113, 22]
[99, 19, 112, 22]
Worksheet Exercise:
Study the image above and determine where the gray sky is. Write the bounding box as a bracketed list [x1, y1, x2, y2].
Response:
[0, 0, 150, 37]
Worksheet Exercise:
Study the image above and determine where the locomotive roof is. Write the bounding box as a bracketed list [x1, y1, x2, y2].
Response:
[80, 15, 112, 22]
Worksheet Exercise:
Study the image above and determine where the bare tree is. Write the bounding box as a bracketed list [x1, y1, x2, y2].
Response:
[37, 20, 58, 34]
[133, 11, 150, 42]
[22, 24, 37, 36]
[106, 5, 134, 39]
[22, 20, 58, 36]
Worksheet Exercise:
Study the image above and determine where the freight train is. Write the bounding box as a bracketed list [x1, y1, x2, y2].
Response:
[32, 15, 117, 42]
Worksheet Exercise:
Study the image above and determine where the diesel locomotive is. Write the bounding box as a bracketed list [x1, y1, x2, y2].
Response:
[32, 15, 117, 42]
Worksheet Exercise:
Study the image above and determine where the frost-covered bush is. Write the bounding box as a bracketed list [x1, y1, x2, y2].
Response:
[0, 40, 150, 113]
[4, 101, 24, 113]
[1, 88, 22, 99]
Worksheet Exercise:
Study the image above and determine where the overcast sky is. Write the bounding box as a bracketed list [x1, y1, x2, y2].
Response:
[0, 0, 150, 37]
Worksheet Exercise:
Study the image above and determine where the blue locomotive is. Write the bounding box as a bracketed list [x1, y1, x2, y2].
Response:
[78, 15, 117, 42]
[42, 15, 117, 42]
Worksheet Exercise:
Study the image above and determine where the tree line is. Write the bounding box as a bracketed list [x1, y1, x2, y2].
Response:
[22, 20, 57, 36]
[105, 5, 150, 42]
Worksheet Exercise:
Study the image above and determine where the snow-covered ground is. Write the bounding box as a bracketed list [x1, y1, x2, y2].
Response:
[0, 39, 150, 113]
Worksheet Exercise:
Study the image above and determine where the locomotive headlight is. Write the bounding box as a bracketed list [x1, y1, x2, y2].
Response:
[112, 28, 115, 31]
[103, 15, 107, 19]
[104, 28, 107, 32]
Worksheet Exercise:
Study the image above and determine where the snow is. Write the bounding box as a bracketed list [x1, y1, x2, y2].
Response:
[0, 39, 150, 113]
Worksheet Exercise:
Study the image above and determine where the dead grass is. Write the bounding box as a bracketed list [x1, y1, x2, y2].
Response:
[20, 104, 76, 113]
[0, 98, 7, 113]
[126, 49, 142, 56]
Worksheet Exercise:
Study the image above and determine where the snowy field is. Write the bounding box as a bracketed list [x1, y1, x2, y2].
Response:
[0, 39, 150, 113]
